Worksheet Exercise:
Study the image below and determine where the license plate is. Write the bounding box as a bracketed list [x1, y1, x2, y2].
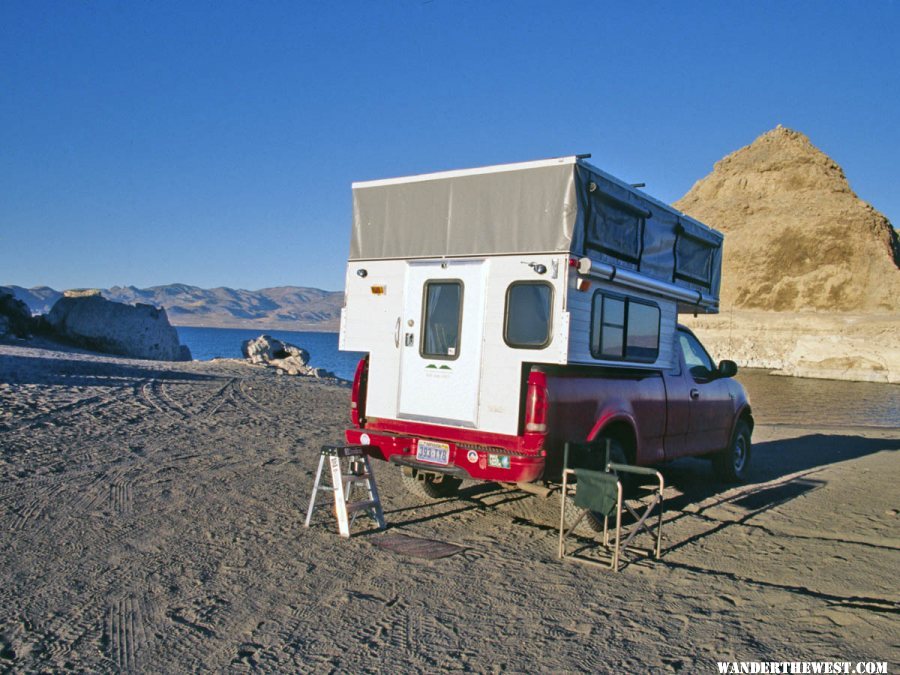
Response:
[416, 440, 450, 465]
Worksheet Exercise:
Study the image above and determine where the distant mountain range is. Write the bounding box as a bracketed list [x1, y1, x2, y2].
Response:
[0, 284, 343, 331]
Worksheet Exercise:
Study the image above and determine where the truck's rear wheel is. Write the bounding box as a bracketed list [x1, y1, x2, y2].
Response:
[580, 437, 632, 532]
[713, 419, 752, 483]
[401, 468, 462, 499]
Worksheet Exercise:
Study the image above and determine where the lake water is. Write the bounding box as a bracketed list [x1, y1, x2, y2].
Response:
[176, 326, 899, 428]
[735, 369, 898, 430]
[176, 327, 364, 381]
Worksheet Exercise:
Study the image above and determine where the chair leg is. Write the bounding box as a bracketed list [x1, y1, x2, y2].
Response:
[558, 473, 569, 559]
[612, 483, 622, 571]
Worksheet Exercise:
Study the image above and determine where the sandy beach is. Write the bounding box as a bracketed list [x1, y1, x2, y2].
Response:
[0, 340, 897, 672]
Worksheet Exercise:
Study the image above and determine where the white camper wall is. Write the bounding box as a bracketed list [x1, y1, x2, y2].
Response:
[475, 254, 569, 435]
[340, 260, 406, 421]
[340, 254, 571, 436]
[566, 269, 677, 370]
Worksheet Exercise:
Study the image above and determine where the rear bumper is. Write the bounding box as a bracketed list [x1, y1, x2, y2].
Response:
[344, 427, 546, 484]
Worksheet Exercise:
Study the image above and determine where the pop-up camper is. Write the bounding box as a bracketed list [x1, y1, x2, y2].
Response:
[340, 156, 752, 496]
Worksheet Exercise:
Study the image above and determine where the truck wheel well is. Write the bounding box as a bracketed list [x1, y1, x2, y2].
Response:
[740, 409, 755, 434]
[592, 422, 636, 465]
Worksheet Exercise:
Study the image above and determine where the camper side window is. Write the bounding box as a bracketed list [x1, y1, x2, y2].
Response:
[590, 293, 660, 362]
[421, 281, 462, 360]
[504, 281, 553, 349]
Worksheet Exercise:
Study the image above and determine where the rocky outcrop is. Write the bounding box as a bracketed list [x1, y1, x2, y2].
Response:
[0, 292, 36, 339]
[241, 335, 334, 378]
[242, 335, 309, 365]
[675, 126, 899, 383]
[675, 126, 900, 313]
[47, 294, 191, 361]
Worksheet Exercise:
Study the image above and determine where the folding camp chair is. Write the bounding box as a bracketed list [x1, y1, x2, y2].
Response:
[558, 441, 665, 572]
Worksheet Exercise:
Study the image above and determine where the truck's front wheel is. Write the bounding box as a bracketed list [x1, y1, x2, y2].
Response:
[713, 420, 752, 482]
[401, 467, 462, 499]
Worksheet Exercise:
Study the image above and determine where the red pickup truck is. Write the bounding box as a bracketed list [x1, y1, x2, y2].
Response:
[340, 156, 749, 499]
[345, 325, 753, 498]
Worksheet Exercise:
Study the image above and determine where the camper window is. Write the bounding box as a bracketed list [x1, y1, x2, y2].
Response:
[504, 281, 552, 349]
[421, 280, 462, 360]
[585, 191, 648, 265]
[590, 292, 660, 362]
[674, 232, 715, 288]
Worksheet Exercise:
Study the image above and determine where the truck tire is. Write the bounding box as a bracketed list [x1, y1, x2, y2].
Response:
[563, 493, 597, 536]
[713, 420, 752, 483]
[401, 468, 462, 499]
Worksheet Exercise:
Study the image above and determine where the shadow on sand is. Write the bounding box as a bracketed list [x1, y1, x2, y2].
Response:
[374, 433, 899, 550]
[0, 353, 222, 387]
[662, 433, 900, 513]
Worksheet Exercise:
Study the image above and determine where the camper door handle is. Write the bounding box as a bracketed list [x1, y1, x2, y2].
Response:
[394, 317, 401, 348]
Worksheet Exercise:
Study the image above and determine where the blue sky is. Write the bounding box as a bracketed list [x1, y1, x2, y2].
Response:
[2, 1, 898, 292]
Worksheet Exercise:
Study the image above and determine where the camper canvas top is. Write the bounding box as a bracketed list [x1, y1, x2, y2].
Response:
[350, 155, 723, 311]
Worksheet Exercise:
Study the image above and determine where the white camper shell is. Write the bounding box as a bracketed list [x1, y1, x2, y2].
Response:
[340, 156, 724, 437]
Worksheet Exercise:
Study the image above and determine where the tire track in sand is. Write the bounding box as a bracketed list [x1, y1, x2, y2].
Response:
[139, 380, 189, 421]
[104, 596, 151, 672]
[234, 379, 276, 419]
[10, 483, 66, 532]
[110, 478, 133, 516]
[2, 385, 137, 434]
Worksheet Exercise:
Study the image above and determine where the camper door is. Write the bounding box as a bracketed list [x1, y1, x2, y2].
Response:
[398, 260, 487, 428]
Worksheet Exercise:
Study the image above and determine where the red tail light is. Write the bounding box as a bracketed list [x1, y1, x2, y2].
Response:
[350, 355, 369, 427]
[524, 370, 549, 434]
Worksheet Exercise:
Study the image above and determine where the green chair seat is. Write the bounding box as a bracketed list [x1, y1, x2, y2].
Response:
[573, 469, 619, 516]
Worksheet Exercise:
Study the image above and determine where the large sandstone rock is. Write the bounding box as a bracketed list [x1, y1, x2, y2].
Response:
[47, 295, 191, 361]
[675, 126, 900, 313]
[676, 126, 900, 382]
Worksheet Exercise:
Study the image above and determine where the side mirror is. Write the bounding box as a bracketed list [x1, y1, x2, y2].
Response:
[717, 360, 738, 378]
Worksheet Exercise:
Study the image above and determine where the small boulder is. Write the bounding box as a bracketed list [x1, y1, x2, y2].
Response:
[241, 335, 309, 366]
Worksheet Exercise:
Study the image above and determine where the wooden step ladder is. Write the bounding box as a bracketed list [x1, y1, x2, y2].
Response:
[304, 445, 385, 538]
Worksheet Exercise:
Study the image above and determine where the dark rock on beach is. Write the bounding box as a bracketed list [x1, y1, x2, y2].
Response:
[0, 291, 36, 339]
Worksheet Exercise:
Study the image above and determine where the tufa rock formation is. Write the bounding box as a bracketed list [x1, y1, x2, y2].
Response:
[675, 126, 900, 313]
[47, 295, 191, 361]
[241, 335, 334, 378]
[242, 334, 310, 365]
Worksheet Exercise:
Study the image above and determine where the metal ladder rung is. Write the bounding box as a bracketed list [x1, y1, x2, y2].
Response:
[346, 500, 378, 514]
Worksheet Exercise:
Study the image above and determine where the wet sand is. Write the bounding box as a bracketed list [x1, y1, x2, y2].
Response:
[0, 340, 897, 671]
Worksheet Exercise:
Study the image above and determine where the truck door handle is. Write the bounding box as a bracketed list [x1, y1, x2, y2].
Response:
[690, 388, 700, 399]
[394, 317, 401, 348]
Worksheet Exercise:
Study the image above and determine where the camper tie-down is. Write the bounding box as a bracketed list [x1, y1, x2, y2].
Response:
[339, 156, 753, 499]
